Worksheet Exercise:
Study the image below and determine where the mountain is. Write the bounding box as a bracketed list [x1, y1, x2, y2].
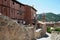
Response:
[36, 14, 40, 17]
[37, 13, 60, 22]
[57, 14, 60, 16]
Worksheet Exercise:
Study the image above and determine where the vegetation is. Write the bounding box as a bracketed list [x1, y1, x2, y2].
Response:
[47, 27, 60, 33]
[37, 12, 60, 22]
[47, 27, 52, 33]
[54, 28, 60, 32]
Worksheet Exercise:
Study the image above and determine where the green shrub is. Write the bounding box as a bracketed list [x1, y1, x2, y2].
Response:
[47, 27, 52, 33]
[54, 28, 60, 32]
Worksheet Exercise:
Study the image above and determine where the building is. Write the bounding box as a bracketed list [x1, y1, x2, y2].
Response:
[0, 0, 37, 25]
[24, 5, 37, 25]
[0, 0, 25, 23]
[37, 21, 47, 37]
[54, 22, 60, 27]
[46, 22, 55, 27]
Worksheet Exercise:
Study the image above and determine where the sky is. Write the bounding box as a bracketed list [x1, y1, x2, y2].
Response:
[17, 0, 60, 14]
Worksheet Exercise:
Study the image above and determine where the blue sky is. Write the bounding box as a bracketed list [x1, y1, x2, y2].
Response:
[17, 0, 60, 14]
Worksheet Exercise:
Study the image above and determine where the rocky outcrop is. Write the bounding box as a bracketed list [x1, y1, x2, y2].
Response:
[0, 14, 35, 40]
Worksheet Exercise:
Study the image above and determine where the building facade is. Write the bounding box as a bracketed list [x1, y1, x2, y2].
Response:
[0, 0, 37, 25]
[24, 5, 37, 25]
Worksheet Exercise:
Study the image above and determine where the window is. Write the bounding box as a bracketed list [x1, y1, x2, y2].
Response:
[13, 2, 14, 5]
[3, 7, 7, 15]
[17, 19, 23, 24]
[5, 0, 6, 1]
[17, 13, 19, 14]
[20, 5, 21, 8]
[32, 13, 36, 17]
[17, 11, 20, 14]
[34, 14, 36, 17]
[4, 7, 6, 11]
[17, 11, 23, 15]
[19, 10, 23, 15]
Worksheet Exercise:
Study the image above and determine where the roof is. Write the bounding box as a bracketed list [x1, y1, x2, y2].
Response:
[12, 0, 37, 11]
[38, 21, 55, 24]
[45, 22, 55, 24]
[12, 0, 25, 6]
[38, 21, 46, 24]
[31, 6, 37, 11]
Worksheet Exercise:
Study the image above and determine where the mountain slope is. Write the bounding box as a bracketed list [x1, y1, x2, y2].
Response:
[37, 13, 60, 22]
[57, 14, 60, 16]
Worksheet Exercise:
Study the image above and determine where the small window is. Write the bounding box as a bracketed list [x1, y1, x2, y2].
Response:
[13, 2, 14, 5]
[32, 13, 36, 17]
[3, 7, 6, 12]
[5, 0, 6, 1]
[17, 13, 19, 14]
[19, 10, 23, 15]
[17, 11, 20, 14]
[20, 13, 22, 15]
[17, 11, 23, 15]
[20, 5, 21, 8]
[3, 7, 7, 15]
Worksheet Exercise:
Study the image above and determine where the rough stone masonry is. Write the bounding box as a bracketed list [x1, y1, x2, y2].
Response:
[51, 31, 60, 40]
[0, 14, 35, 40]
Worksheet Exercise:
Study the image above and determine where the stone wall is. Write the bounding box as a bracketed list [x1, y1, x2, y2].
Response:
[51, 31, 60, 40]
[0, 15, 35, 40]
[25, 26, 35, 40]
[35, 29, 42, 38]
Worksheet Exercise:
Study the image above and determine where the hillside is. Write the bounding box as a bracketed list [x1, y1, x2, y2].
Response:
[57, 14, 60, 16]
[37, 13, 60, 22]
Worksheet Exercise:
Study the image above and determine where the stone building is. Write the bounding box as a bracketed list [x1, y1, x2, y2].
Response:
[0, 0, 25, 23]
[54, 22, 60, 27]
[24, 5, 37, 25]
[0, 0, 37, 25]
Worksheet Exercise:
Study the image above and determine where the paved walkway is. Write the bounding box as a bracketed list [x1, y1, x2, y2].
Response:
[37, 33, 51, 40]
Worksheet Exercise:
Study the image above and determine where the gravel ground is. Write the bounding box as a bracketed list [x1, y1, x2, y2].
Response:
[37, 33, 51, 40]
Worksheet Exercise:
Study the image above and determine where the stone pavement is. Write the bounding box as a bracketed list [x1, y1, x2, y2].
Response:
[37, 33, 51, 40]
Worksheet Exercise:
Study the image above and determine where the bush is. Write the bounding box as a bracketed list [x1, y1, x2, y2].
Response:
[47, 27, 52, 33]
[54, 28, 60, 32]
